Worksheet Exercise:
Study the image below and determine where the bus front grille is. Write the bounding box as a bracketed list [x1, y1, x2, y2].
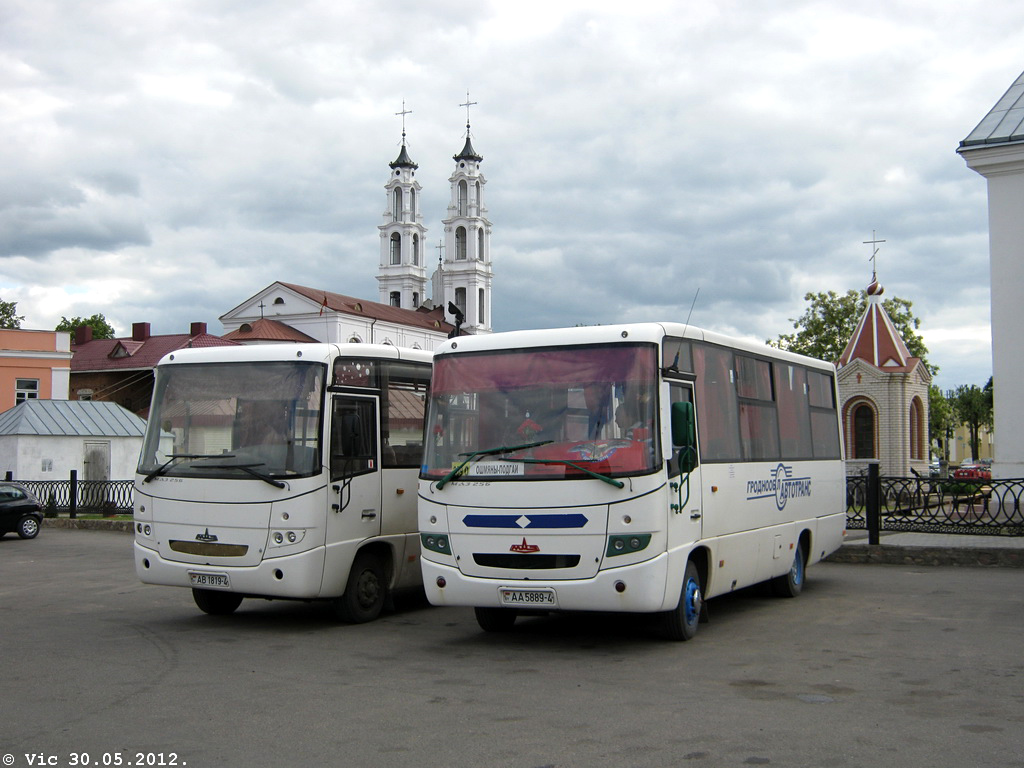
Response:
[473, 553, 581, 569]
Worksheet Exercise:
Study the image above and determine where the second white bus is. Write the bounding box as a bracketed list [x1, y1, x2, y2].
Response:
[134, 343, 431, 622]
[418, 323, 845, 639]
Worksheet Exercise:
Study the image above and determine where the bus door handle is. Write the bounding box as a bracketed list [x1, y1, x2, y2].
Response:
[690, 511, 702, 520]
[361, 509, 377, 520]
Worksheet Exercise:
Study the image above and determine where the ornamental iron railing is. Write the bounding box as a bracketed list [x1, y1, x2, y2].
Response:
[846, 470, 1024, 538]
[9, 473, 134, 516]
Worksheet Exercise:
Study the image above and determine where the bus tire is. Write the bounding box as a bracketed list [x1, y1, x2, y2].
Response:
[771, 542, 806, 598]
[662, 559, 702, 641]
[475, 606, 518, 632]
[335, 551, 387, 623]
[192, 589, 243, 615]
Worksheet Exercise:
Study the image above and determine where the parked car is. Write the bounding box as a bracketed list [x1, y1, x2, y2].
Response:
[953, 462, 992, 481]
[0, 482, 43, 539]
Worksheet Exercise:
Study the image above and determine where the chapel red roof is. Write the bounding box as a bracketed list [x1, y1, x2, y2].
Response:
[837, 280, 918, 372]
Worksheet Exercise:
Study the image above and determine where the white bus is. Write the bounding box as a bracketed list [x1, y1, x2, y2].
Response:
[134, 343, 431, 622]
[418, 323, 845, 639]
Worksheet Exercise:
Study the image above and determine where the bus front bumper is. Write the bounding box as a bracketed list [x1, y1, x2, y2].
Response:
[421, 553, 677, 613]
[134, 541, 328, 600]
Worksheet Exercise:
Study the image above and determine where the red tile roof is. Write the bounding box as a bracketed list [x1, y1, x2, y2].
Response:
[279, 282, 452, 333]
[222, 317, 317, 343]
[72, 329, 239, 372]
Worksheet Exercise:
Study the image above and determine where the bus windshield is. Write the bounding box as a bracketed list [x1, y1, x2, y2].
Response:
[422, 343, 659, 482]
[138, 361, 325, 481]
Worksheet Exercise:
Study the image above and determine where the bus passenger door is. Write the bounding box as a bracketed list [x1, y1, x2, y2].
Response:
[667, 382, 702, 546]
[327, 395, 382, 545]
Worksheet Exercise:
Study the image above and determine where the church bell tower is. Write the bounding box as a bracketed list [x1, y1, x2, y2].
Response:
[440, 95, 493, 333]
[377, 103, 428, 310]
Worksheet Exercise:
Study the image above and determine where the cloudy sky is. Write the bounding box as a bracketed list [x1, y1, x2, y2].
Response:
[2, 0, 1021, 390]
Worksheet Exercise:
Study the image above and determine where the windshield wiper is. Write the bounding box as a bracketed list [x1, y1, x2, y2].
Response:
[435, 440, 554, 489]
[143, 453, 235, 483]
[192, 461, 287, 489]
[518, 458, 625, 488]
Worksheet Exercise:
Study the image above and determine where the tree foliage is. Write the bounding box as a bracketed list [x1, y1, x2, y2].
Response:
[948, 380, 993, 461]
[56, 313, 116, 340]
[768, 289, 934, 373]
[0, 299, 24, 329]
[928, 385, 956, 461]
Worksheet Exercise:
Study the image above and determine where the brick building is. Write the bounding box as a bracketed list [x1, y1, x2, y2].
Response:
[836, 278, 930, 477]
[70, 322, 237, 416]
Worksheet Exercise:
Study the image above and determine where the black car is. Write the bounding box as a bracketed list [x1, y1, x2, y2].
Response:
[0, 482, 43, 539]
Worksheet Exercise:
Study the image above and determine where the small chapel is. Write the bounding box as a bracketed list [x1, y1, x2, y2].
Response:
[220, 105, 493, 349]
[836, 270, 931, 478]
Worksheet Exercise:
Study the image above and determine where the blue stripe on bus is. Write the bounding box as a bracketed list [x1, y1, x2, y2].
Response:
[461, 513, 589, 529]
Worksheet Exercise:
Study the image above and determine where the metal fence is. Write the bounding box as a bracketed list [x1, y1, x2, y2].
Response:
[846, 470, 1024, 537]
[13, 474, 134, 516]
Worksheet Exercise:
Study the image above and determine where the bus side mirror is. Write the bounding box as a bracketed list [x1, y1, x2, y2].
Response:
[671, 401, 697, 474]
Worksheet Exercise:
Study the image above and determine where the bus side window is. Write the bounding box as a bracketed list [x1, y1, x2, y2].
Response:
[331, 397, 378, 481]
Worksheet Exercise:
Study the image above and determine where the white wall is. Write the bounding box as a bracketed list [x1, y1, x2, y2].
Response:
[0, 435, 143, 481]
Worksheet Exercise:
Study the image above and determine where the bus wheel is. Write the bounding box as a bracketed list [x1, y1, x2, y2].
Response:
[772, 543, 806, 598]
[662, 560, 702, 641]
[475, 607, 518, 632]
[192, 589, 243, 615]
[335, 552, 387, 623]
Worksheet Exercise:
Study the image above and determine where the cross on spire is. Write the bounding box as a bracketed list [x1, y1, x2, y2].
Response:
[436, 239, 445, 265]
[459, 91, 477, 136]
[395, 100, 412, 142]
[863, 230, 886, 281]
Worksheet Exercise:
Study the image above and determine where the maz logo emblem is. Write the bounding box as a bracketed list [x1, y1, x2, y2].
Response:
[509, 537, 540, 553]
[195, 528, 219, 543]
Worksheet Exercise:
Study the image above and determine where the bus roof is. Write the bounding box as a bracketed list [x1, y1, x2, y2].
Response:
[437, 323, 836, 373]
[155, 342, 433, 368]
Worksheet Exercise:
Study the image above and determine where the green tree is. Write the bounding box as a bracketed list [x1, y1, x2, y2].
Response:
[56, 313, 116, 340]
[949, 382, 993, 461]
[0, 299, 24, 329]
[928, 385, 956, 462]
[768, 289, 934, 373]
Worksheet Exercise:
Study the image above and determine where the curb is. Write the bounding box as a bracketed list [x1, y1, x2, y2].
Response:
[827, 544, 1024, 568]
[43, 518, 133, 533]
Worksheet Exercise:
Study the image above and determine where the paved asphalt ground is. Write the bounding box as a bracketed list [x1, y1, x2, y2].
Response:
[1, 528, 1022, 768]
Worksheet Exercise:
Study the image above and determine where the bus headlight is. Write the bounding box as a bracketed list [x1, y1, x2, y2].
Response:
[606, 534, 652, 557]
[421, 533, 452, 555]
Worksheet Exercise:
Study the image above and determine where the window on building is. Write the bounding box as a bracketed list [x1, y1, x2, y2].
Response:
[477, 227, 484, 261]
[390, 232, 401, 265]
[390, 291, 401, 308]
[478, 288, 485, 325]
[458, 180, 468, 216]
[853, 403, 875, 459]
[16, 379, 39, 403]
[412, 234, 420, 266]
[412, 292, 420, 308]
[910, 397, 925, 461]
[454, 287, 466, 315]
[456, 227, 467, 260]
[392, 188, 402, 222]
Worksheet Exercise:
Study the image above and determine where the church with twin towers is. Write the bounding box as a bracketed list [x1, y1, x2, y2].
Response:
[376, 100, 493, 335]
[219, 101, 493, 351]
